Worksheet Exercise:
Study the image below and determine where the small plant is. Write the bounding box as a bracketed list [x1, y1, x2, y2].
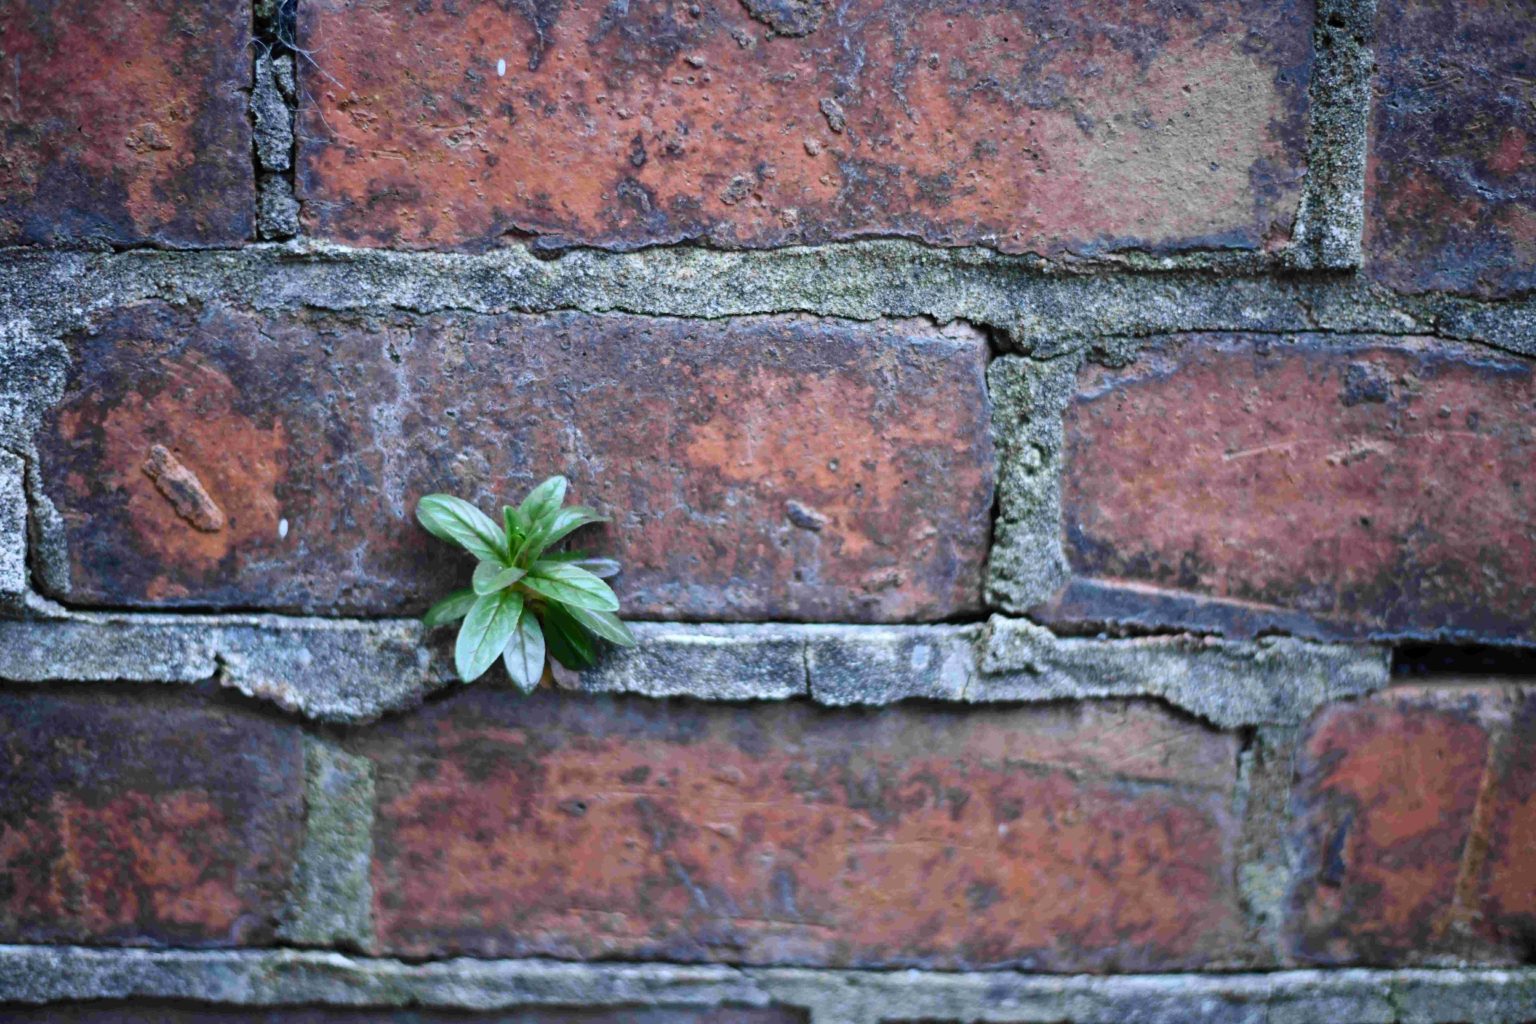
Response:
[415, 476, 636, 691]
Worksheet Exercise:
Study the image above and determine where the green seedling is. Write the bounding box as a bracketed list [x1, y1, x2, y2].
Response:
[416, 476, 635, 690]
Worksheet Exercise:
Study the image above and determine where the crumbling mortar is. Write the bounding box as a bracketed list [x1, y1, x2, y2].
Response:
[2, 946, 1536, 1022]
[1287, 0, 1376, 270]
[251, 0, 300, 240]
[4, 244, 1536, 362]
[277, 736, 377, 953]
[0, 608, 1391, 731]
[1233, 725, 1305, 969]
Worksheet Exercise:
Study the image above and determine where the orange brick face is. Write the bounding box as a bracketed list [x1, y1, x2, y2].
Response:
[38, 304, 992, 621]
[359, 689, 1245, 971]
[1044, 334, 1536, 644]
[1288, 686, 1536, 964]
[295, 0, 1311, 254]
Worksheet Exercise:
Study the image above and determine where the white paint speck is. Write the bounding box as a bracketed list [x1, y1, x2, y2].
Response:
[497, 58, 507, 77]
[278, 517, 290, 539]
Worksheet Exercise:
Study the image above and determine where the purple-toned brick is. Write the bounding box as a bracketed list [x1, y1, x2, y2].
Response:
[0, 0, 253, 245]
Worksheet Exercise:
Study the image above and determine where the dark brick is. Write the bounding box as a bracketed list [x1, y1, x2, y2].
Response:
[1040, 334, 1536, 645]
[37, 304, 992, 621]
[358, 689, 1244, 971]
[0, 0, 253, 246]
[296, 0, 1311, 254]
[1288, 685, 1536, 964]
[0, 687, 304, 946]
[0, 1003, 802, 1023]
[1365, 0, 1536, 297]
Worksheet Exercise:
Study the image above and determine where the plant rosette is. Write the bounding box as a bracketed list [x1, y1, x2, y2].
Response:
[416, 476, 636, 691]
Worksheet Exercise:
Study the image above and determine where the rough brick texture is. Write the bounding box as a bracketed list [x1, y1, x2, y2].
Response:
[0, 687, 304, 947]
[1288, 685, 1536, 965]
[0, 0, 253, 246]
[37, 304, 992, 621]
[296, 0, 1311, 253]
[0, 1004, 801, 1024]
[1365, 0, 1536, 297]
[358, 688, 1244, 971]
[1040, 334, 1536, 645]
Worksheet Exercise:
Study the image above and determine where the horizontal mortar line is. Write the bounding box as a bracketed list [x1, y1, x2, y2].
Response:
[2, 240, 1531, 299]
[3, 244, 1531, 343]
[1, 944, 1534, 994]
[3, 607, 1413, 648]
[0, 234, 1297, 276]
[0, 245, 1391, 306]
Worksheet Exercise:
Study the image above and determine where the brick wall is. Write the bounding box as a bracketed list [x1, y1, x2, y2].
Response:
[1, 0, 1534, 1021]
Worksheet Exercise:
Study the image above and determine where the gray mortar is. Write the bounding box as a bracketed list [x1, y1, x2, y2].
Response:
[984, 354, 1077, 614]
[0, 598, 442, 723]
[0, 611, 1388, 728]
[251, 44, 298, 240]
[252, 53, 293, 174]
[0, 318, 67, 454]
[0, 452, 26, 607]
[2, 243, 1535, 361]
[979, 617, 1389, 730]
[22, 456, 70, 596]
[1235, 725, 1305, 966]
[258, 175, 301, 239]
[560, 621, 810, 700]
[1288, 0, 1375, 269]
[278, 738, 377, 951]
[805, 623, 979, 704]
[1, 947, 1533, 1024]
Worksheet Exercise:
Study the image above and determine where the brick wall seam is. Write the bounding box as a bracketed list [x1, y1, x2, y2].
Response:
[1, 947, 1535, 1022]
[0, 613, 1388, 729]
[3, 245, 1534, 360]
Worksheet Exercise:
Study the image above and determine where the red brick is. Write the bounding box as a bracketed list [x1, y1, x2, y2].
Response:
[37, 304, 992, 621]
[0, 1004, 800, 1024]
[358, 689, 1244, 971]
[1288, 685, 1536, 964]
[1365, 0, 1536, 297]
[296, 0, 1311, 254]
[0, 0, 253, 246]
[0, 687, 304, 946]
[1041, 334, 1536, 644]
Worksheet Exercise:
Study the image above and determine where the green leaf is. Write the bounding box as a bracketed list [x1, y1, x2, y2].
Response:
[518, 475, 568, 528]
[416, 494, 509, 564]
[523, 560, 620, 612]
[539, 552, 622, 578]
[503, 505, 529, 548]
[455, 589, 523, 683]
[536, 506, 609, 551]
[502, 607, 546, 693]
[423, 588, 478, 626]
[565, 604, 637, 646]
[472, 560, 526, 595]
[542, 603, 597, 669]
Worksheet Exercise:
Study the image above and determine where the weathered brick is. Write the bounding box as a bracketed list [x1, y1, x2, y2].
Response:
[0, 687, 304, 946]
[37, 304, 992, 621]
[296, 0, 1311, 254]
[1365, 0, 1536, 297]
[0, 0, 253, 246]
[1288, 685, 1536, 964]
[0, 1004, 800, 1024]
[1039, 334, 1536, 644]
[358, 689, 1244, 971]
